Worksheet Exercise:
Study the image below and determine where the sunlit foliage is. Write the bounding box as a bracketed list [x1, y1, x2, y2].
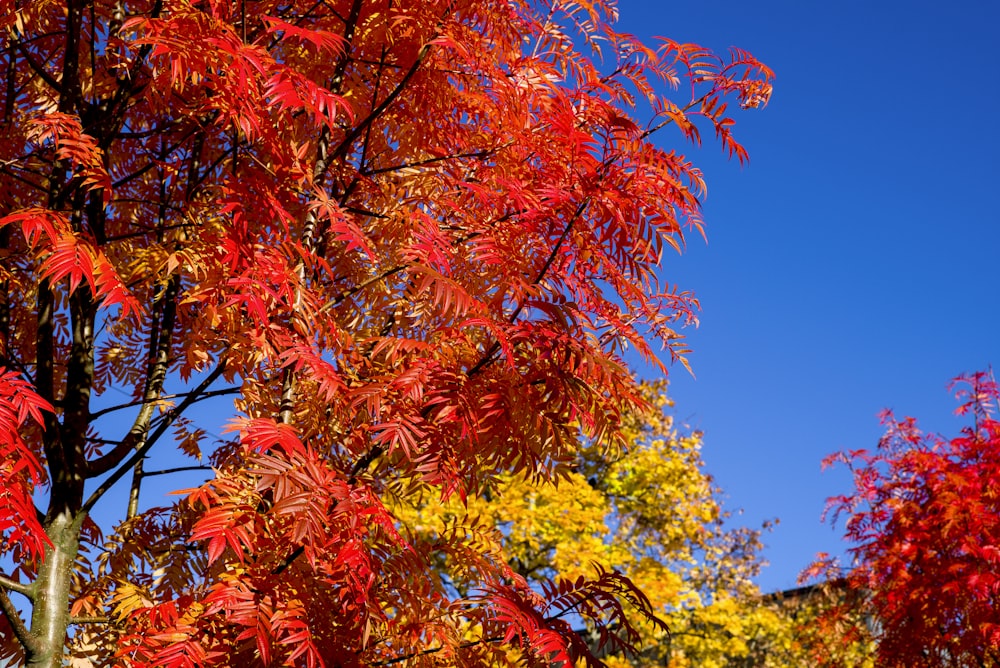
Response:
[0, 0, 771, 664]
[815, 371, 1000, 667]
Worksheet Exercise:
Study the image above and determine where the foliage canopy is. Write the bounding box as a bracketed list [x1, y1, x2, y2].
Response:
[0, 0, 771, 665]
[817, 372, 1000, 667]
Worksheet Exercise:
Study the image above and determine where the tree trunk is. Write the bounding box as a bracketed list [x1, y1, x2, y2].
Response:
[26, 509, 84, 667]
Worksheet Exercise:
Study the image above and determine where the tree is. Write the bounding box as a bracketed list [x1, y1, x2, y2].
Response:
[0, 0, 772, 664]
[818, 371, 1000, 667]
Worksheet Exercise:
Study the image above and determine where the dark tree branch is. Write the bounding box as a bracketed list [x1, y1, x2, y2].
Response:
[35, 275, 63, 480]
[111, 117, 217, 191]
[88, 0, 164, 148]
[0, 163, 47, 192]
[62, 197, 100, 489]
[82, 361, 226, 513]
[270, 545, 305, 575]
[3, 48, 14, 123]
[14, 40, 64, 95]
[0, 226, 9, 361]
[140, 465, 213, 478]
[125, 163, 180, 518]
[327, 4, 445, 166]
[89, 386, 240, 421]
[352, 38, 389, 180]
[0, 586, 40, 655]
[342, 205, 390, 219]
[277, 0, 365, 426]
[465, 135, 620, 381]
[640, 94, 709, 141]
[463, 220, 585, 377]
[322, 265, 408, 312]
[0, 30, 64, 55]
[262, 0, 329, 51]
[347, 444, 384, 485]
[58, 0, 83, 113]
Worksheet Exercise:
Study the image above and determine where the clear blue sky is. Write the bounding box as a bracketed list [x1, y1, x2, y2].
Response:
[616, 0, 1000, 592]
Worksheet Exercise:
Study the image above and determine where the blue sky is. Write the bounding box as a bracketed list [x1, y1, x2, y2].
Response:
[616, 0, 1000, 592]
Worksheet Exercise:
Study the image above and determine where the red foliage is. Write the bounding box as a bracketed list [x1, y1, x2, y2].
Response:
[823, 372, 1000, 667]
[0, 368, 53, 563]
[0, 0, 771, 664]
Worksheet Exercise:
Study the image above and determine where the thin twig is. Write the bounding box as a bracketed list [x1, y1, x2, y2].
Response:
[140, 465, 213, 478]
[68, 615, 110, 624]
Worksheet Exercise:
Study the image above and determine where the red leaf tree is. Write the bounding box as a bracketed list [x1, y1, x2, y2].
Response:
[821, 372, 1000, 667]
[0, 0, 771, 665]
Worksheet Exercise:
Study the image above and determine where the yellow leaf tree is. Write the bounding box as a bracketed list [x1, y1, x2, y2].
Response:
[393, 381, 857, 666]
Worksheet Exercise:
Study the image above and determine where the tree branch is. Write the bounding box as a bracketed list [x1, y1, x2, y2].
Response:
[0, 573, 34, 600]
[68, 615, 109, 624]
[124, 196, 180, 517]
[465, 198, 586, 380]
[0, 162, 47, 192]
[327, 23, 438, 165]
[347, 444, 384, 485]
[86, 275, 180, 479]
[321, 265, 407, 313]
[450, 94, 706, 390]
[0, 586, 40, 655]
[640, 94, 709, 141]
[277, 0, 366, 426]
[111, 118, 214, 191]
[14, 40, 64, 95]
[140, 465, 213, 478]
[360, 145, 504, 177]
[372, 635, 506, 666]
[88, 386, 240, 420]
[82, 361, 226, 514]
[270, 545, 305, 575]
[36, 275, 64, 478]
[0, 226, 9, 361]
